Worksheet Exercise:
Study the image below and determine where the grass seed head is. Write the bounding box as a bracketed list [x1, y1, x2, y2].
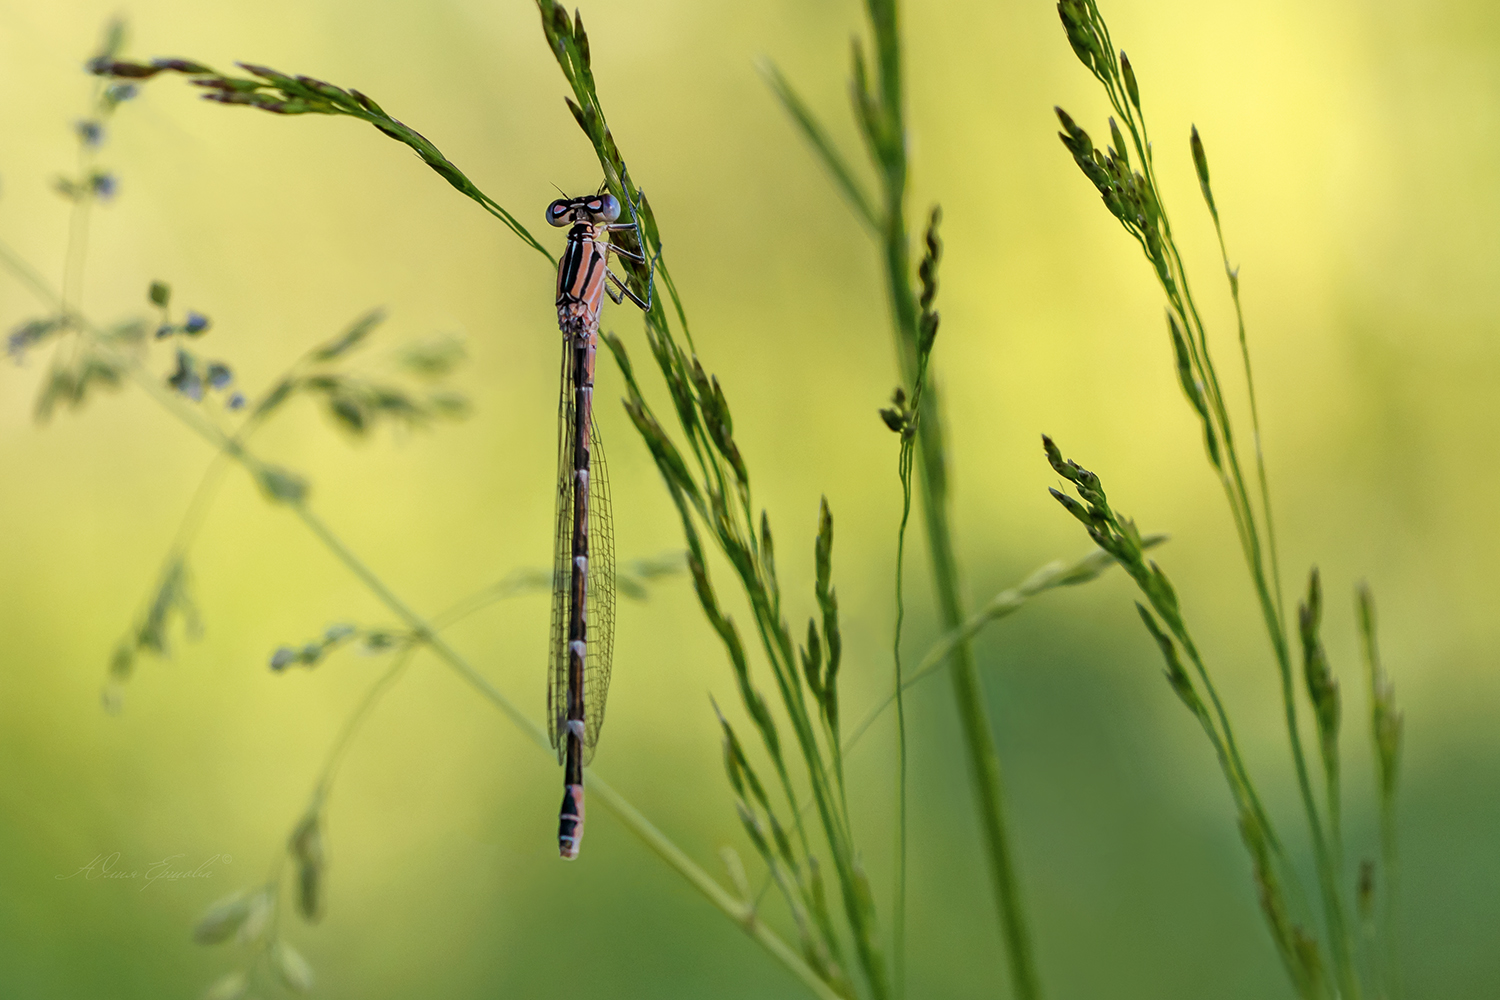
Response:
[256, 464, 309, 504]
[1109, 117, 1128, 167]
[290, 811, 326, 923]
[1057, 0, 1103, 71]
[192, 890, 252, 945]
[1299, 567, 1342, 743]
[1136, 603, 1200, 713]
[1120, 51, 1140, 109]
[1190, 125, 1217, 217]
[271, 939, 314, 993]
[151, 57, 212, 74]
[202, 970, 250, 1000]
[800, 618, 824, 697]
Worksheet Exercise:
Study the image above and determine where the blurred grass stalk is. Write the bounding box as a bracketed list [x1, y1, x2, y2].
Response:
[1357, 585, 1404, 999]
[879, 205, 944, 1000]
[763, 1, 1043, 997]
[841, 534, 1167, 755]
[1050, 1, 1405, 997]
[1043, 438, 1322, 995]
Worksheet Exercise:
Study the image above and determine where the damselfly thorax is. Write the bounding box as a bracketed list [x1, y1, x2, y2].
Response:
[544, 189, 655, 860]
[555, 220, 609, 335]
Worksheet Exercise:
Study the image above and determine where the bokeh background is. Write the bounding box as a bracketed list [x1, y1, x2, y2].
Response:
[2, 0, 1497, 997]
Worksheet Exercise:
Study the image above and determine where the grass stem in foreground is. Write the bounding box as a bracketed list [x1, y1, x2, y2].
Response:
[766, 4, 1042, 994]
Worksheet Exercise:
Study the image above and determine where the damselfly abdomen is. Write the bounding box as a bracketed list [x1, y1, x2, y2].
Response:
[544, 189, 653, 859]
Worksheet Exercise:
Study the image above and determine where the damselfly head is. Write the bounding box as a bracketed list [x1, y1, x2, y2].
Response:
[546, 193, 622, 226]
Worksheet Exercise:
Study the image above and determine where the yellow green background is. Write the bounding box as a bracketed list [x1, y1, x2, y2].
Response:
[2, 0, 1497, 996]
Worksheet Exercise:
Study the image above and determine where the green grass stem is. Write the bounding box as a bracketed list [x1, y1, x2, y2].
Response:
[765, 3, 1043, 993]
[1357, 584, 1403, 1000]
[844, 537, 1165, 755]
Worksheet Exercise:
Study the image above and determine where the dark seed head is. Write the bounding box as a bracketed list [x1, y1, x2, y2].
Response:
[1190, 126, 1210, 187]
[151, 57, 214, 74]
[1120, 51, 1140, 110]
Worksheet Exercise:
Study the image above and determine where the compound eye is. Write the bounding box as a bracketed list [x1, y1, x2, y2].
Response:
[546, 199, 571, 227]
[598, 194, 621, 222]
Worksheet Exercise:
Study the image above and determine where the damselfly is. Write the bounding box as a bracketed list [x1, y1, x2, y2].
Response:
[545, 188, 654, 860]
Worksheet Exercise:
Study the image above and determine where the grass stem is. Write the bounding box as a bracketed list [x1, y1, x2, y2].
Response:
[851, 3, 1044, 992]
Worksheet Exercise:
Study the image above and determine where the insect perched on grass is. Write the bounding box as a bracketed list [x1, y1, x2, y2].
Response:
[545, 187, 655, 860]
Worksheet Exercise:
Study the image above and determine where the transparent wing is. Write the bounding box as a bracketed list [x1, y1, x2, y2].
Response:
[545, 340, 618, 766]
[547, 344, 574, 764]
[583, 414, 616, 763]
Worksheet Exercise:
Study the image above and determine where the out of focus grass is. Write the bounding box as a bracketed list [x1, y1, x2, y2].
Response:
[2, 0, 1499, 997]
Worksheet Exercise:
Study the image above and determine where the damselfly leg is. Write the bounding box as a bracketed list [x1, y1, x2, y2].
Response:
[601, 197, 659, 310]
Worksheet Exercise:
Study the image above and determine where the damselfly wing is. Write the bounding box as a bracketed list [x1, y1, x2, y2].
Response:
[547, 344, 616, 764]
